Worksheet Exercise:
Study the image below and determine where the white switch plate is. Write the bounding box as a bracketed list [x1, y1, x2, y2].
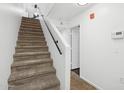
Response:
[112, 31, 124, 39]
[120, 78, 124, 84]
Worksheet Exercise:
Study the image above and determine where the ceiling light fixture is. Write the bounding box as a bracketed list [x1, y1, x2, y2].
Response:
[77, 3, 88, 6]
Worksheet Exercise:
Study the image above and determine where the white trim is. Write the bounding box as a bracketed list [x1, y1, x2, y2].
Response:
[80, 76, 103, 90]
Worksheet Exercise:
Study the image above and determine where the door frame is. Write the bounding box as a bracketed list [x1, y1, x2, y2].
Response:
[70, 25, 80, 70]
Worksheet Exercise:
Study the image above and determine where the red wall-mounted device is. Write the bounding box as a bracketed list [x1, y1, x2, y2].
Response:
[90, 13, 95, 20]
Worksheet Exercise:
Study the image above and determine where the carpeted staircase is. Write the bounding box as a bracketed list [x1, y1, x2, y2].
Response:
[8, 17, 60, 90]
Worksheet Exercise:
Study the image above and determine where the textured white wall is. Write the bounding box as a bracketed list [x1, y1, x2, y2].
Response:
[0, 4, 25, 89]
[70, 3, 124, 89]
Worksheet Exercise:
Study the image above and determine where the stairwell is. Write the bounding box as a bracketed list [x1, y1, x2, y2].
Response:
[8, 17, 60, 90]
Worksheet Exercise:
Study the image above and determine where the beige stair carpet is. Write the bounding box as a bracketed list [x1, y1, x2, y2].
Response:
[8, 17, 60, 90]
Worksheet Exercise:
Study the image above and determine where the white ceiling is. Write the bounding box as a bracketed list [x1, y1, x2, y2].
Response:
[22, 3, 94, 21]
[47, 3, 94, 21]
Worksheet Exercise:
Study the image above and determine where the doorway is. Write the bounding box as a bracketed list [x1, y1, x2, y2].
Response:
[70, 25, 80, 75]
[70, 25, 96, 90]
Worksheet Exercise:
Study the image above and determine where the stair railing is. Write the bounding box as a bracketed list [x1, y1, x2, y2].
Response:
[39, 15, 71, 89]
[41, 15, 62, 55]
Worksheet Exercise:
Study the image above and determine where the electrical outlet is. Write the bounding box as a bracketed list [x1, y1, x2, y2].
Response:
[120, 78, 124, 84]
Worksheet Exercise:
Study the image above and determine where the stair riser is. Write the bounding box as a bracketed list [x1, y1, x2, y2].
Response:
[19, 33, 43, 36]
[21, 20, 39, 23]
[18, 34, 44, 37]
[21, 19, 40, 24]
[14, 54, 50, 61]
[20, 27, 41, 30]
[19, 29, 42, 31]
[21, 23, 40, 26]
[20, 28, 41, 31]
[8, 73, 57, 90]
[22, 18, 39, 21]
[18, 36, 45, 40]
[15, 47, 48, 53]
[20, 27, 41, 29]
[18, 39, 45, 42]
[22, 19, 39, 21]
[21, 20, 40, 23]
[18, 37, 44, 39]
[19, 31, 43, 33]
[18, 36, 44, 39]
[17, 42, 46, 46]
[21, 25, 41, 29]
[18, 36, 44, 38]
[21, 23, 41, 28]
[11, 61, 53, 71]
[17, 40, 45, 43]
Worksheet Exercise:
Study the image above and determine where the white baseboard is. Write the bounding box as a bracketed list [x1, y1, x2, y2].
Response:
[80, 76, 103, 90]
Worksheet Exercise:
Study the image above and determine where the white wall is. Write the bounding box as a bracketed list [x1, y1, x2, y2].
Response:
[0, 4, 25, 89]
[49, 19, 71, 28]
[69, 3, 124, 89]
[49, 19, 71, 47]
[59, 29, 71, 46]
[38, 3, 54, 16]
